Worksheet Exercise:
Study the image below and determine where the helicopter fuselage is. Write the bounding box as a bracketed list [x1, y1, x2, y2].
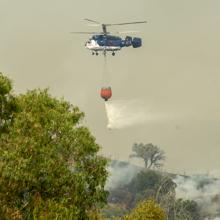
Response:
[85, 34, 142, 55]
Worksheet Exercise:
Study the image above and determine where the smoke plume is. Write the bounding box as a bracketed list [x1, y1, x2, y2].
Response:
[105, 160, 140, 190]
[174, 173, 220, 219]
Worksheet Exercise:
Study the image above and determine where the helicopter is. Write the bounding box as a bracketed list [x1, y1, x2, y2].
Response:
[71, 19, 147, 56]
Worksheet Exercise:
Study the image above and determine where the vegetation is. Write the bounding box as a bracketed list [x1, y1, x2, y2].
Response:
[105, 158, 202, 220]
[130, 143, 165, 169]
[120, 200, 166, 220]
[106, 169, 174, 214]
[174, 199, 201, 220]
[0, 73, 18, 135]
[102, 204, 127, 219]
[0, 73, 108, 219]
[0, 73, 207, 219]
[105, 168, 202, 219]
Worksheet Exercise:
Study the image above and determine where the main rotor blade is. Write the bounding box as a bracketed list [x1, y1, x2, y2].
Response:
[105, 21, 147, 26]
[70, 32, 102, 34]
[87, 24, 101, 27]
[115, 30, 141, 34]
[84, 18, 100, 24]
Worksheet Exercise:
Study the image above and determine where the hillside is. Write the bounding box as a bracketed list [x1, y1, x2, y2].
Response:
[103, 160, 220, 219]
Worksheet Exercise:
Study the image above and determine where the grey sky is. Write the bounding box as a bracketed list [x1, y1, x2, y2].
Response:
[1, 0, 220, 173]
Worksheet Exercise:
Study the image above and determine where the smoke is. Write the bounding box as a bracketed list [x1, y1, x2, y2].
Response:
[105, 99, 159, 129]
[174, 173, 220, 219]
[105, 160, 140, 190]
[105, 160, 220, 218]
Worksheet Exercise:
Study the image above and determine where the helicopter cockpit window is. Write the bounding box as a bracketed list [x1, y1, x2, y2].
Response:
[92, 35, 105, 41]
[107, 36, 121, 41]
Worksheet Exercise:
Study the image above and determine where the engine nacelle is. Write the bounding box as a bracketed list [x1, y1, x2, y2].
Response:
[132, 37, 142, 48]
[125, 36, 132, 47]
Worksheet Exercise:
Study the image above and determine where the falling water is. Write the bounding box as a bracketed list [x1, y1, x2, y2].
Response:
[105, 99, 153, 129]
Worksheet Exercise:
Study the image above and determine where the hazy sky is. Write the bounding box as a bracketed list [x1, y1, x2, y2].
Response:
[1, 0, 220, 173]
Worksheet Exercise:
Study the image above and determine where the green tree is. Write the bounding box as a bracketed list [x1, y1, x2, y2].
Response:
[0, 86, 108, 219]
[128, 170, 162, 194]
[120, 200, 166, 220]
[130, 143, 165, 169]
[174, 199, 201, 220]
[102, 203, 128, 219]
[0, 72, 18, 135]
